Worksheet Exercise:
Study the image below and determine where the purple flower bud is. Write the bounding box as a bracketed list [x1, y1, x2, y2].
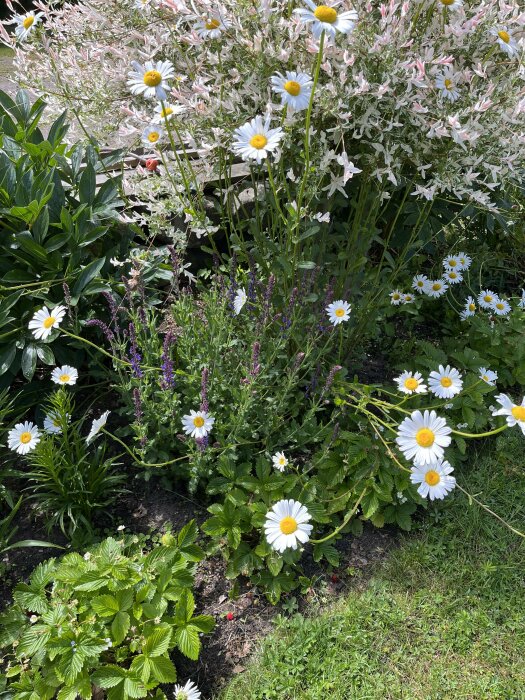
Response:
[128, 322, 143, 378]
[250, 342, 261, 378]
[62, 283, 71, 307]
[160, 332, 175, 389]
[85, 319, 115, 345]
[321, 365, 342, 398]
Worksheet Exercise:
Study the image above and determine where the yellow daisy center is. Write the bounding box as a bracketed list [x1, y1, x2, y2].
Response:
[279, 516, 298, 535]
[440, 377, 453, 388]
[416, 428, 435, 448]
[404, 378, 419, 391]
[432, 283, 442, 291]
[440, 0, 455, 5]
[23, 16, 35, 29]
[483, 295, 492, 302]
[250, 134, 268, 150]
[495, 303, 504, 310]
[53, 419, 60, 427]
[459, 258, 466, 264]
[143, 70, 162, 87]
[482, 375, 489, 382]
[469, 303, 475, 311]
[193, 416, 205, 428]
[444, 79, 453, 89]
[43, 316, 56, 329]
[498, 30, 510, 44]
[59, 374, 70, 383]
[511, 406, 525, 422]
[20, 432, 32, 444]
[205, 18, 221, 29]
[314, 5, 338, 23]
[148, 132, 160, 143]
[424, 470, 441, 486]
[284, 80, 301, 97]
[279, 457, 286, 465]
[393, 293, 400, 299]
[417, 281, 424, 287]
[160, 107, 173, 118]
[335, 307, 345, 317]
[448, 259, 457, 267]
[448, 272, 457, 279]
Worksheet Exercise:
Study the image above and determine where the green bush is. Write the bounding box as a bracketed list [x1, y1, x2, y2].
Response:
[0, 524, 214, 700]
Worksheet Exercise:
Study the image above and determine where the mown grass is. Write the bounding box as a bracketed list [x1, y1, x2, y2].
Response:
[219, 431, 525, 699]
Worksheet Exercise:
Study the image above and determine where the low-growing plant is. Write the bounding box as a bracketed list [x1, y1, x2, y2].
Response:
[0, 524, 214, 700]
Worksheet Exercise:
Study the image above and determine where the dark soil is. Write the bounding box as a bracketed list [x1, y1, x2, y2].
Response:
[1, 479, 398, 699]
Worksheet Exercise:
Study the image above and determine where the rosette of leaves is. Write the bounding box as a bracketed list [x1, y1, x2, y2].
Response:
[0, 523, 214, 700]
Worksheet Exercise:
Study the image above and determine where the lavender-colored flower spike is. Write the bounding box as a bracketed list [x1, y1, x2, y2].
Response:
[250, 342, 261, 378]
[85, 319, 115, 345]
[128, 322, 143, 378]
[321, 365, 343, 398]
[160, 332, 175, 389]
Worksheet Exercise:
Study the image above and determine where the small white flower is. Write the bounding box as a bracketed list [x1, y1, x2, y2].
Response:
[28, 305, 66, 340]
[437, 0, 463, 10]
[394, 371, 427, 395]
[233, 288, 247, 315]
[456, 253, 472, 270]
[436, 69, 460, 102]
[153, 102, 185, 122]
[173, 679, 201, 700]
[86, 411, 110, 444]
[127, 60, 174, 100]
[492, 394, 525, 435]
[194, 15, 231, 39]
[478, 289, 497, 309]
[43, 412, 70, 434]
[14, 11, 43, 41]
[51, 365, 78, 386]
[396, 409, 452, 465]
[7, 422, 40, 455]
[518, 289, 525, 309]
[460, 296, 476, 320]
[479, 368, 498, 386]
[181, 410, 214, 439]
[264, 499, 312, 553]
[443, 255, 461, 270]
[425, 280, 448, 298]
[412, 275, 428, 294]
[83, 552, 92, 561]
[294, 1, 358, 41]
[326, 300, 351, 326]
[271, 71, 313, 111]
[272, 452, 289, 472]
[232, 115, 284, 164]
[490, 27, 519, 58]
[134, 0, 151, 9]
[141, 124, 164, 147]
[491, 298, 511, 316]
[403, 293, 415, 304]
[428, 364, 463, 399]
[443, 269, 463, 285]
[29, 615, 38, 623]
[390, 289, 403, 305]
[410, 459, 456, 501]
[117, 525, 126, 531]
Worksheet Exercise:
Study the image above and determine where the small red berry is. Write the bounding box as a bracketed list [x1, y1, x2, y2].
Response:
[226, 612, 234, 621]
[145, 158, 159, 172]
[331, 574, 339, 583]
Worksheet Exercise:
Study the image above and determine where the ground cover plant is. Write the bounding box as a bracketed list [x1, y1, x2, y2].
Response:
[0, 0, 524, 697]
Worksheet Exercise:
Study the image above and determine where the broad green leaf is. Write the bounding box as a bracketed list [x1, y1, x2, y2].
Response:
[71, 257, 104, 296]
[174, 624, 200, 660]
[142, 626, 171, 658]
[111, 611, 130, 645]
[148, 656, 177, 683]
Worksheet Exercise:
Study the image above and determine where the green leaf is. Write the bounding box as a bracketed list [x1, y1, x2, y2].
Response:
[111, 611, 130, 645]
[92, 665, 126, 688]
[71, 257, 105, 296]
[177, 520, 198, 548]
[21, 343, 37, 380]
[36, 345, 55, 365]
[79, 164, 96, 204]
[143, 625, 172, 658]
[0, 344, 16, 375]
[91, 594, 120, 617]
[174, 624, 200, 660]
[148, 656, 177, 683]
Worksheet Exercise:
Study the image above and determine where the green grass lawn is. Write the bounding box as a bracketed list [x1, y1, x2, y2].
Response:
[219, 431, 525, 700]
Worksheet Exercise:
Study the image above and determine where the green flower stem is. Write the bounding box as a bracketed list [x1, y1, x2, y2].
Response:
[451, 424, 508, 439]
[101, 429, 188, 468]
[455, 483, 525, 539]
[60, 329, 161, 372]
[310, 485, 369, 544]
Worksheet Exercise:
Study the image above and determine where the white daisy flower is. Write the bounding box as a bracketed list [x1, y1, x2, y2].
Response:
[490, 28, 519, 58]
[443, 269, 463, 285]
[142, 124, 164, 147]
[403, 293, 415, 304]
[271, 71, 313, 111]
[86, 411, 110, 444]
[232, 116, 284, 164]
[233, 288, 247, 315]
[173, 679, 201, 700]
[326, 299, 351, 326]
[153, 102, 185, 122]
[272, 452, 289, 471]
[443, 254, 461, 270]
[479, 368, 498, 386]
[134, 0, 152, 9]
[181, 410, 214, 439]
[425, 280, 448, 298]
[294, 0, 358, 40]
[14, 11, 43, 41]
[194, 15, 231, 39]
[428, 364, 463, 399]
[518, 290, 525, 309]
[127, 60, 174, 101]
[437, 0, 463, 10]
[491, 298, 511, 316]
[460, 296, 476, 319]
[456, 253, 472, 270]
[492, 394, 525, 435]
[410, 459, 456, 501]
[28, 305, 67, 340]
[477, 289, 496, 309]
[51, 365, 78, 386]
[390, 289, 403, 305]
[394, 371, 427, 395]
[396, 409, 452, 465]
[412, 275, 428, 294]
[264, 499, 313, 553]
[43, 412, 70, 435]
[8, 422, 40, 455]
[436, 69, 460, 102]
